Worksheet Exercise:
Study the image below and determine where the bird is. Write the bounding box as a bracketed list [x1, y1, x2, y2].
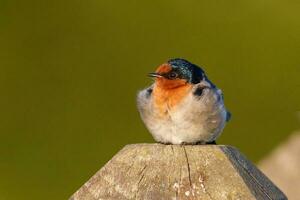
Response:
[137, 58, 231, 145]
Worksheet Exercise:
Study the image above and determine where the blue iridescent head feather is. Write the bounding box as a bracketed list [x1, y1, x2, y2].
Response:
[167, 58, 205, 84]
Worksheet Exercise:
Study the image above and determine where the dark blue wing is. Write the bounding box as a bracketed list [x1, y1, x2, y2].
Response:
[226, 111, 231, 122]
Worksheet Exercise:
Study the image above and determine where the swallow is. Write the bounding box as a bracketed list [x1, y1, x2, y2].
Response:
[137, 58, 231, 145]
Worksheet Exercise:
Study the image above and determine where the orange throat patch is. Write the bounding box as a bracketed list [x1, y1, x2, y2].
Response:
[153, 83, 192, 116]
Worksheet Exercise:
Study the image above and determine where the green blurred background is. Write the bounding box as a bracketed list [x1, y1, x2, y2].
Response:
[0, 0, 299, 199]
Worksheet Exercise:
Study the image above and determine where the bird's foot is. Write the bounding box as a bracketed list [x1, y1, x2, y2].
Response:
[157, 141, 172, 145]
[195, 141, 217, 145]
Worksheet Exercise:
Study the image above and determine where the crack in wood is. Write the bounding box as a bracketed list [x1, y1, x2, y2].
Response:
[170, 145, 175, 155]
[137, 165, 147, 185]
[135, 165, 148, 199]
[179, 166, 182, 195]
[183, 146, 192, 188]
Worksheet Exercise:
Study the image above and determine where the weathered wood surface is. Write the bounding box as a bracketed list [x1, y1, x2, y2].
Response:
[70, 144, 287, 200]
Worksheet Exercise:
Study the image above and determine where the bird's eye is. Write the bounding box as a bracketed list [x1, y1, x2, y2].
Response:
[168, 72, 178, 79]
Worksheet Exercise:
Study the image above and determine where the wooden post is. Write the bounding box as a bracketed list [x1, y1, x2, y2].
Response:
[70, 144, 287, 200]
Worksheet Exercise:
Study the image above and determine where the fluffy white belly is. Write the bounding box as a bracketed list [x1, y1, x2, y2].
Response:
[149, 120, 209, 144]
[148, 113, 225, 144]
[147, 93, 227, 144]
[137, 84, 228, 144]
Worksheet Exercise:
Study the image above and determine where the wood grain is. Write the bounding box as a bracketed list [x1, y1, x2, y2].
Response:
[70, 144, 287, 200]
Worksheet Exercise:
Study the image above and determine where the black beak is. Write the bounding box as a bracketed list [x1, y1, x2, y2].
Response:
[148, 72, 163, 78]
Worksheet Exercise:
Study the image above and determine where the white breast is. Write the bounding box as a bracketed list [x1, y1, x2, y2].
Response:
[137, 83, 228, 144]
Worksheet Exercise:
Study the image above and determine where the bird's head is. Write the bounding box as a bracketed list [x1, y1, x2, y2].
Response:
[148, 58, 205, 89]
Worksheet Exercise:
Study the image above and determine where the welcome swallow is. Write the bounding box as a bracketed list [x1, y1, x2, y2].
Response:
[137, 58, 231, 144]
